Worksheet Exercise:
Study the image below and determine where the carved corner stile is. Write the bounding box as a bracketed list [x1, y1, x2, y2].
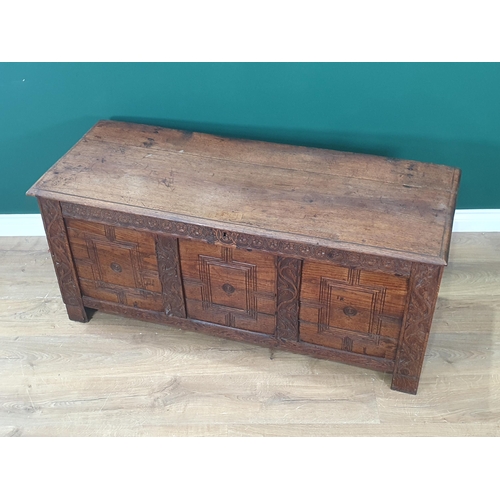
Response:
[37, 197, 89, 322]
[391, 262, 444, 394]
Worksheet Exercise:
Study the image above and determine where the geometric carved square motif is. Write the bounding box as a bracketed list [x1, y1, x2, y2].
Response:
[65, 218, 164, 311]
[89, 239, 140, 289]
[179, 240, 277, 335]
[199, 248, 257, 316]
[300, 261, 409, 360]
[318, 270, 386, 335]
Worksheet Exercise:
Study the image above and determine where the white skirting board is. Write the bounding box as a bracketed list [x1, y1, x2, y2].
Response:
[0, 210, 499, 237]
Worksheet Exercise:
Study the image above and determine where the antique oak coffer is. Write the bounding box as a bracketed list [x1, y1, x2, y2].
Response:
[27, 121, 461, 394]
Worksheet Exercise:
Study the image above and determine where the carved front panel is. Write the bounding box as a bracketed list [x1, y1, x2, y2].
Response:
[299, 260, 409, 359]
[179, 240, 277, 334]
[66, 219, 164, 310]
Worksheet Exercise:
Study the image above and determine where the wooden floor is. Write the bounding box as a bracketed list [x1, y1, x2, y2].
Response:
[1, 233, 499, 436]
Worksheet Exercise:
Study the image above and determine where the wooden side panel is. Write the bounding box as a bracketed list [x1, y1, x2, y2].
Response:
[38, 198, 88, 322]
[299, 260, 409, 360]
[391, 263, 444, 394]
[179, 240, 277, 335]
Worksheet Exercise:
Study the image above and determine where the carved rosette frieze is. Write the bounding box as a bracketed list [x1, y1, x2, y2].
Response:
[276, 257, 302, 341]
[38, 198, 83, 309]
[392, 262, 443, 394]
[155, 235, 186, 318]
[61, 203, 412, 276]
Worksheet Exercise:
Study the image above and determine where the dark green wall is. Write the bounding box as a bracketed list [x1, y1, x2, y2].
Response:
[2, 63, 499, 213]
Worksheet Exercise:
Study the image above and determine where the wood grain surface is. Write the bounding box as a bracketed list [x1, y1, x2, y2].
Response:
[1, 233, 499, 437]
[27, 120, 460, 264]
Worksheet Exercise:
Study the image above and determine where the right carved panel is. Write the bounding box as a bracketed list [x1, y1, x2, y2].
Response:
[299, 260, 409, 359]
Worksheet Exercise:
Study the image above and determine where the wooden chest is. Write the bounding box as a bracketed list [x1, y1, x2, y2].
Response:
[27, 120, 461, 394]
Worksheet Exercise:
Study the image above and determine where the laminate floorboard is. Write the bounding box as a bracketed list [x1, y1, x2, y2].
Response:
[1, 234, 499, 436]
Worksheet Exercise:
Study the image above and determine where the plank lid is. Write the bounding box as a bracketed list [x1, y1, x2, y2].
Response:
[27, 120, 461, 266]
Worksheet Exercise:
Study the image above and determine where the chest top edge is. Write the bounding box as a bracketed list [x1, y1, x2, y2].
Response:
[27, 120, 460, 266]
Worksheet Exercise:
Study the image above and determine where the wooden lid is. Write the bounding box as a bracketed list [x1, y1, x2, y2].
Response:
[27, 120, 460, 265]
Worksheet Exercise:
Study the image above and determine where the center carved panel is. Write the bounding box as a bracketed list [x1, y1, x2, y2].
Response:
[179, 240, 277, 334]
[198, 247, 258, 316]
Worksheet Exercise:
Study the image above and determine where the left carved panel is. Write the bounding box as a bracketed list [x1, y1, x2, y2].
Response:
[66, 218, 164, 311]
[38, 198, 88, 322]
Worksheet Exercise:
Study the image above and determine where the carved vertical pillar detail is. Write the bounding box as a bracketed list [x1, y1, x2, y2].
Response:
[38, 198, 88, 322]
[276, 256, 302, 341]
[392, 262, 444, 394]
[156, 235, 187, 318]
